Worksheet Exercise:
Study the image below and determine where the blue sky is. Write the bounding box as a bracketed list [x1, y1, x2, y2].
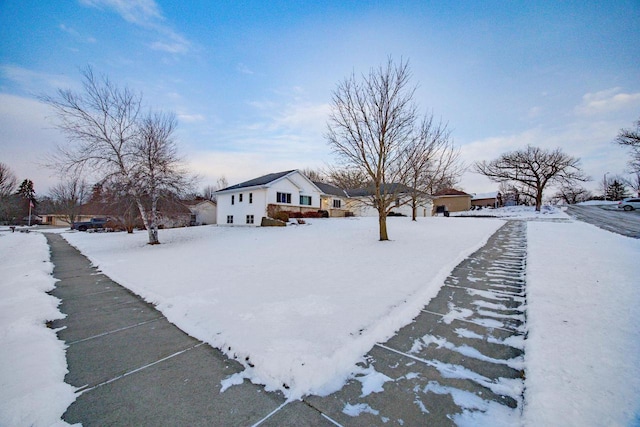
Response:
[1, 0, 639, 196]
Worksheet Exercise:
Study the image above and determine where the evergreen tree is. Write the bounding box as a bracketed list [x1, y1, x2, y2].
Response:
[16, 179, 36, 204]
[605, 179, 628, 201]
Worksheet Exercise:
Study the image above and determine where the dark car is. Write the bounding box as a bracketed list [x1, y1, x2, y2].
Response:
[71, 217, 108, 231]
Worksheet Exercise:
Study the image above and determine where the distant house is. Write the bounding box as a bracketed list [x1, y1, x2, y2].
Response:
[346, 184, 433, 217]
[313, 181, 351, 217]
[471, 191, 502, 209]
[215, 170, 322, 226]
[182, 199, 217, 225]
[41, 198, 215, 228]
[431, 188, 472, 213]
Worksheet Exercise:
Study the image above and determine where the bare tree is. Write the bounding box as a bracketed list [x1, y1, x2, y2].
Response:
[326, 58, 419, 240]
[325, 167, 369, 190]
[0, 163, 19, 222]
[551, 184, 592, 205]
[202, 176, 228, 201]
[132, 112, 193, 244]
[48, 176, 89, 224]
[623, 172, 640, 197]
[43, 67, 192, 244]
[0, 162, 18, 198]
[202, 185, 217, 201]
[475, 145, 588, 211]
[615, 116, 640, 173]
[403, 116, 464, 220]
[300, 168, 326, 183]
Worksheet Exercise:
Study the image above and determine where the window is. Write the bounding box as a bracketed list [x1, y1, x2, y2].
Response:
[231, 195, 235, 205]
[333, 199, 341, 208]
[277, 192, 291, 204]
[300, 195, 312, 206]
[226, 215, 233, 224]
[249, 193, 253, 203]
[246, 215, 254, 224]
[239, 193, 243, 202]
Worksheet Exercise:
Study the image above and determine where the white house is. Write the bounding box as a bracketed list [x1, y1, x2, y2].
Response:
[215, 170, 323, 226]
[183, 199, 217, 225]
[345, 184, 433, 218]
[313, 181, 352, 217]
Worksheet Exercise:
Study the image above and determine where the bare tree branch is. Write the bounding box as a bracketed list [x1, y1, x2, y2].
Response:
[326, 58, 419, 240]
[474, 145, 589, 211]
[42, 66, 194, 244]
[614, 117, 640, 173]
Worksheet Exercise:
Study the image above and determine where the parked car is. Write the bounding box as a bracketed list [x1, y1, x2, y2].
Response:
[617, 198, 640, 211]
[71, 217, 108, 231]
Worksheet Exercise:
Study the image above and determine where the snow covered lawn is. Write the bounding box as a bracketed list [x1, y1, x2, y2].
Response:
[525, 220, 640, 426]
[3, 212, 639, 426]
[451, 204, 570, 219]
[61, 217, 503, 399]
[0, 230, 76, 427]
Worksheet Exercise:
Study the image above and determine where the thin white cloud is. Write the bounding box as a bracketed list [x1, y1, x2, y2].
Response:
[0, 65, 78, 93]
[237, 63, 254, 75]
[459, 115, 631, 194]
[79, 0, 162, 26]
[177, 113, 206, 123]
[79, 0, 191, 54]
[59, 23, 97, 44]
[575, 88, 640, 116]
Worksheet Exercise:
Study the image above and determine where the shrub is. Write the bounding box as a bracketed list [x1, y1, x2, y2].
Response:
[303, 211, 322, 218]
[273, 211, 289, 222]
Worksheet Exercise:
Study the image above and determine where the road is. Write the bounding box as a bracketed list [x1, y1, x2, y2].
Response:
[566, 205, 640, 239]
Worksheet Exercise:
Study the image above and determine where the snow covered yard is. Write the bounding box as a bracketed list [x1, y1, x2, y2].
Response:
[525, 220, 640, 426]
[0, 229, 76, 427]
[61, 217, 503, 400]
[2, 212, 639, 426]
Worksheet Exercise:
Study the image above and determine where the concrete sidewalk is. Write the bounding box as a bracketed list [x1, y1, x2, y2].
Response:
[46, 221, 527, 426]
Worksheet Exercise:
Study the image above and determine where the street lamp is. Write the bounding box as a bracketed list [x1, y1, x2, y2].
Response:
[603, 172, 610, 201]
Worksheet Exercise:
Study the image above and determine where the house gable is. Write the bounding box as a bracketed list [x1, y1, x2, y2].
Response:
[216, 170, 322, 225]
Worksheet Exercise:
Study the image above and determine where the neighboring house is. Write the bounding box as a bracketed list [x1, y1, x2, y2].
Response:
[431, 188, 472, 213]
[313, 181, 352, 217]
[40, 200, 110, 227]
[471, 191, 502, 209]
[345, 184, 433, 217]
[216, 170, 323, 226]
[41, 198, 213, 228]
[182, 199, 217, 225]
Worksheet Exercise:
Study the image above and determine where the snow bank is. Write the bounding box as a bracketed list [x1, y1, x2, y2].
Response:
[452, 205, 569, 219]
[63, 217, 503, 399]
[0, 231, 76, 427]
[525, 221, 640, 426]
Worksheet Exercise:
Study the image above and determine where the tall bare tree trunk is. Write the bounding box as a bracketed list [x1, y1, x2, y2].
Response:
[378, 213, 389, 241]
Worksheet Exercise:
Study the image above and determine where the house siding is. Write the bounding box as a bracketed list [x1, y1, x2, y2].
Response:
[347, 197, 433, 217]
[217, 189, 268, 226]
[216, 170, 323, 226]
[432, 195, 472, 213]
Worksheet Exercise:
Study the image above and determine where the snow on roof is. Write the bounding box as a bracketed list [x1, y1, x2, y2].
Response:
[472, 191, 499, 200]
[433, 188, 470, 197]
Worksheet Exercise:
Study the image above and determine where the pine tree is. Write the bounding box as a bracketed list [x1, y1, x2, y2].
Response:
[605, 180, 628, 201]
[16, 179, 36, 204]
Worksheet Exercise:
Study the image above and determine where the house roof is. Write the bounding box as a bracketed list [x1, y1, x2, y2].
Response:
[182, 199, 216, 207]
[347, 183, 416, 197]
[433, 188, 471, 197]
[313, 181, 348, 197]
[216, 170, 296, 192]
[472, 191, 499, 200]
